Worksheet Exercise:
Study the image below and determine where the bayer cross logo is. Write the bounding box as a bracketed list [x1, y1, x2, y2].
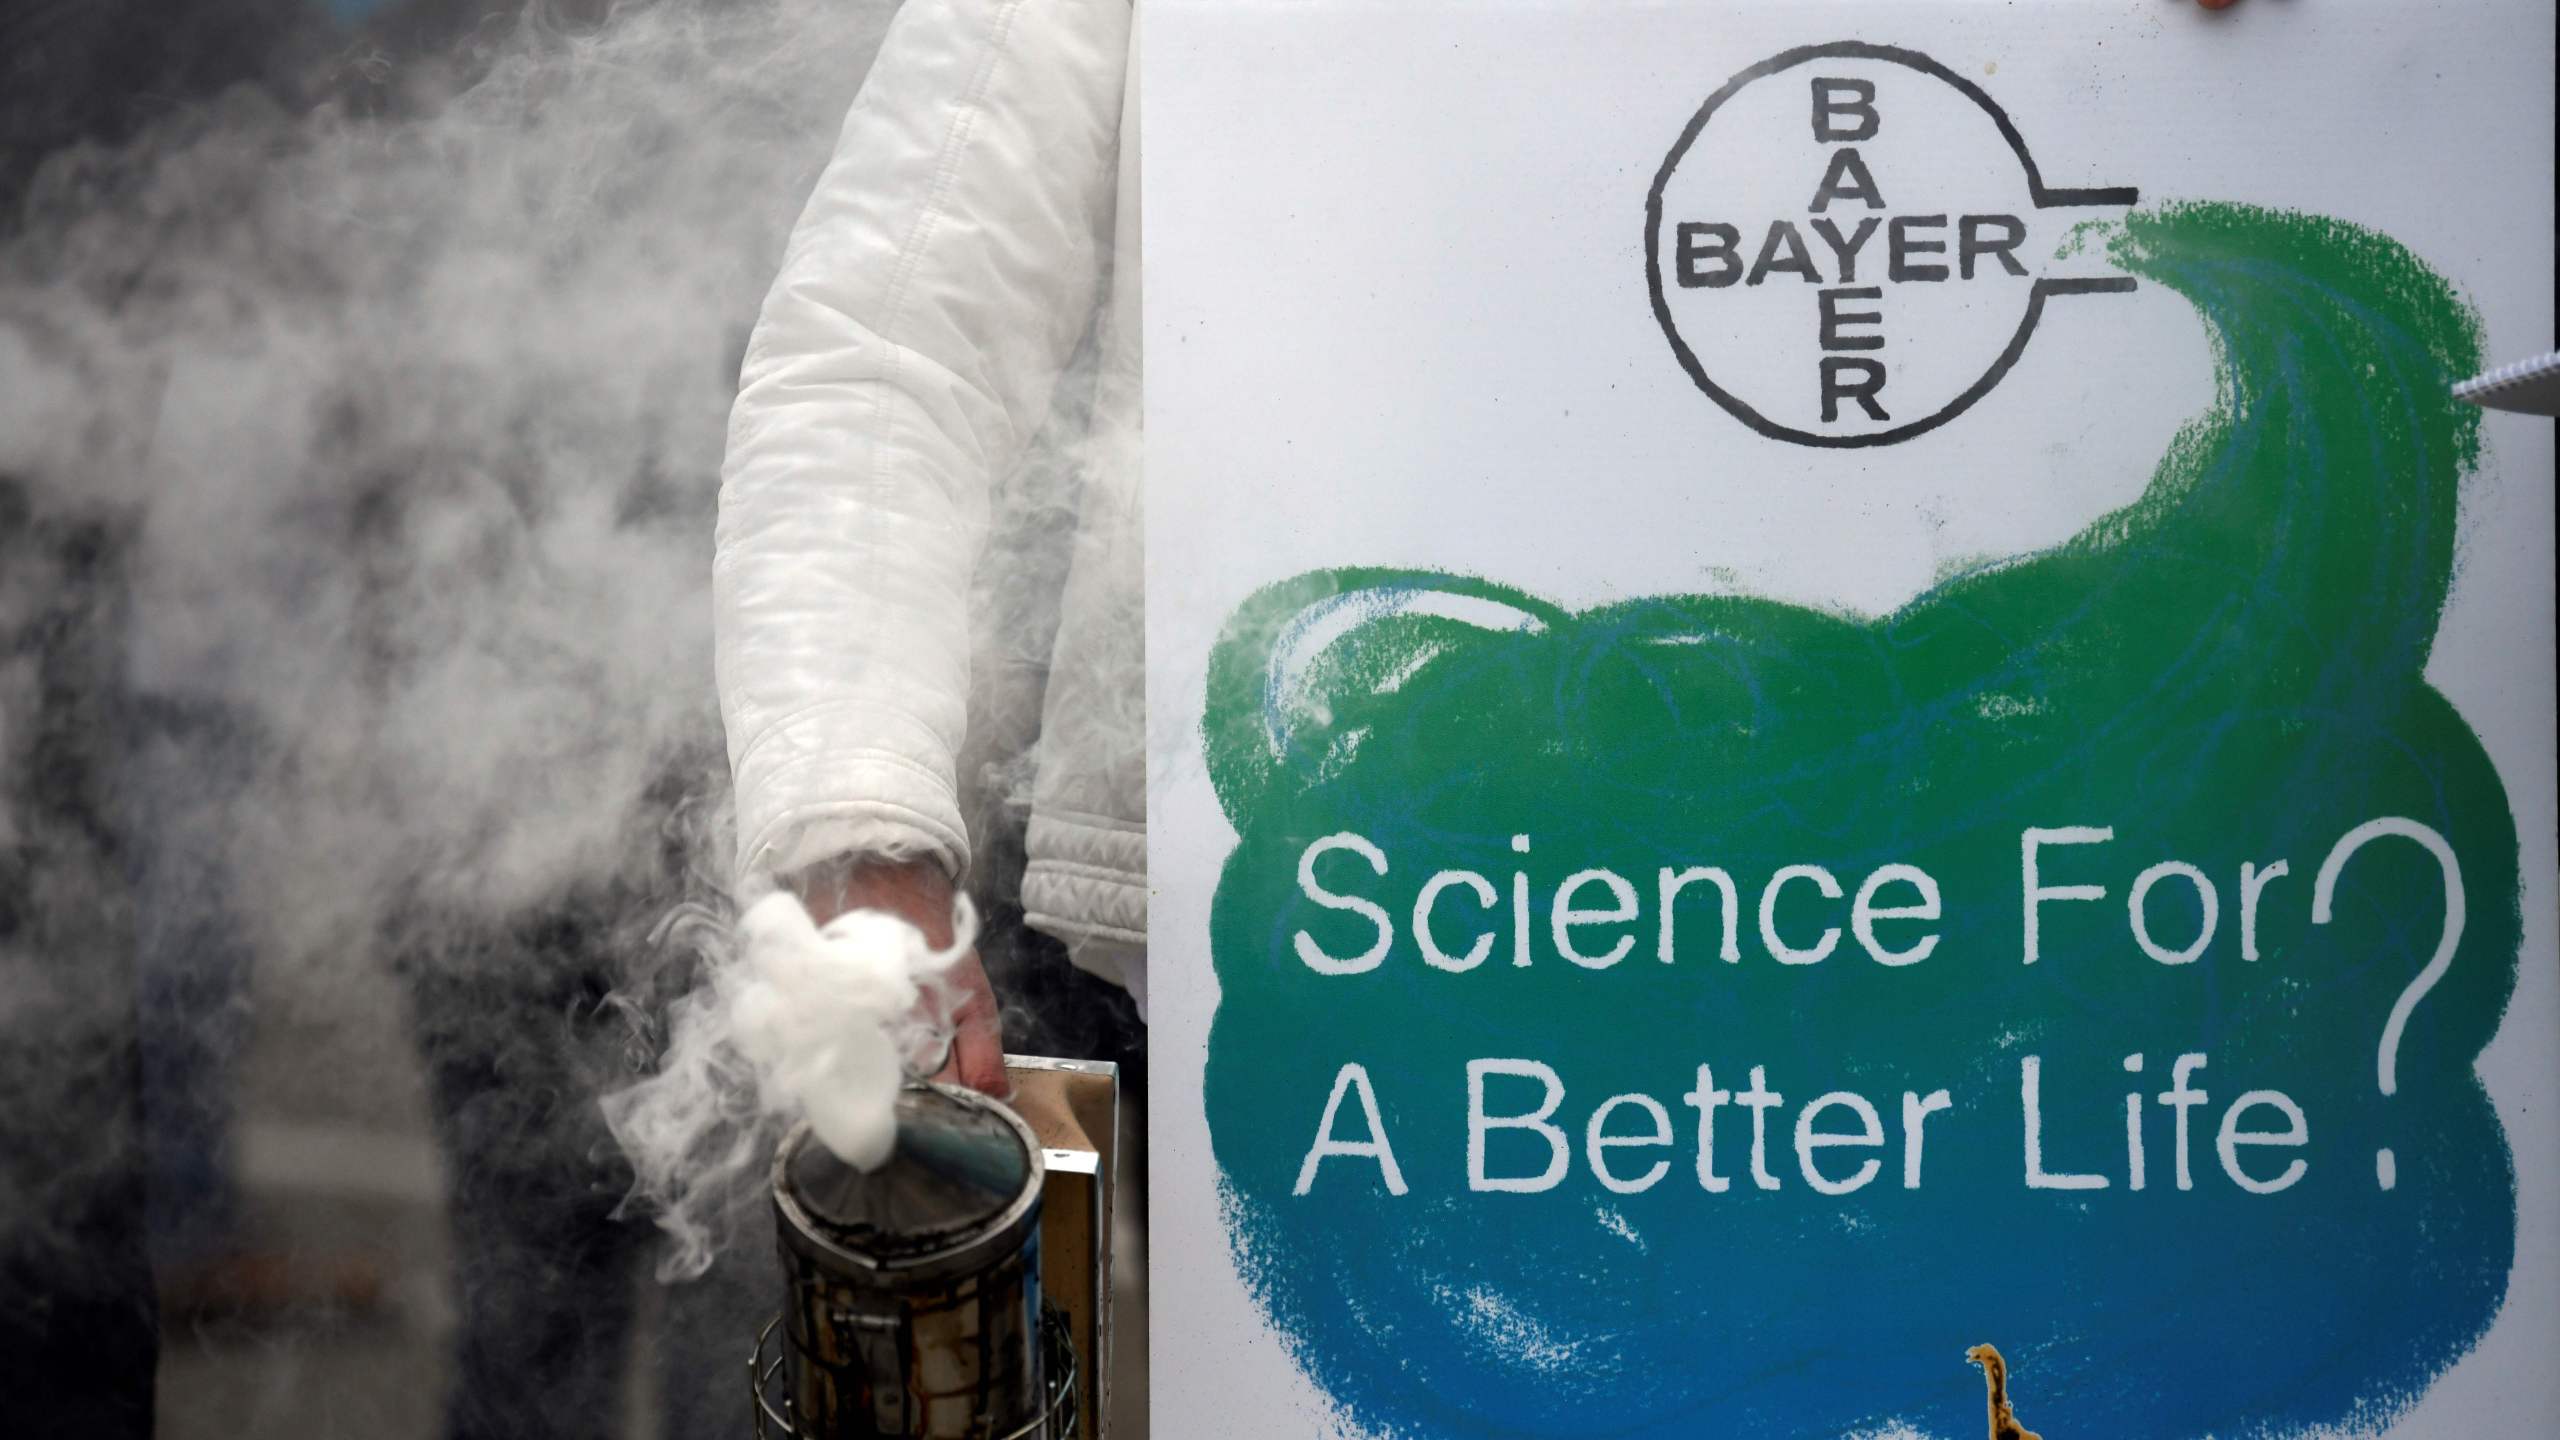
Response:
[1646, 42, 2138, 447]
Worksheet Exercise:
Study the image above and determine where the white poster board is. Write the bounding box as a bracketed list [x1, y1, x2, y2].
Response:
[1144, 3, 2557, 1435]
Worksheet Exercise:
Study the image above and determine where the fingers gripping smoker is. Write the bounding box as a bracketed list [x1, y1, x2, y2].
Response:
[755, 1083, 1080, 1438]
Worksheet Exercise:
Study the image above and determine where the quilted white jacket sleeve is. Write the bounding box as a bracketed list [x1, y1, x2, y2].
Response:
[715, 0, 1131, 882]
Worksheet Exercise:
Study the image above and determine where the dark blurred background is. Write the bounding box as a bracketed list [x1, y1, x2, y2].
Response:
[6, 10, 691, 1435]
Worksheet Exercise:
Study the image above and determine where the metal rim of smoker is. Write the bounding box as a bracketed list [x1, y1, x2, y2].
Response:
[771, 1096, 1049, 1288]
[749, 1305, 1082, 1439]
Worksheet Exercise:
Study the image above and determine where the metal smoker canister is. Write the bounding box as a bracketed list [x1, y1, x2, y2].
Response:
[759, 1083, 1074, 1438]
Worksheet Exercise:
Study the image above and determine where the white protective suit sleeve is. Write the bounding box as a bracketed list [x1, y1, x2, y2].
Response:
[715, 0, 1130, 882]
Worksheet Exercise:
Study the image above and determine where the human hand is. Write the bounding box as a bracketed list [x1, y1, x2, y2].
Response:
[796, 857, 1010, 1098]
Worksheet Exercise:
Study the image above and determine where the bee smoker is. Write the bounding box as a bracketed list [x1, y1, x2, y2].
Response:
[753, 1083, 1078, 1438]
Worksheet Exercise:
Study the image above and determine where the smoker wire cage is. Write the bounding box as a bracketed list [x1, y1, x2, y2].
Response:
[752, 1086, 1080, 1439]
[752, 1308, 1079, 1439]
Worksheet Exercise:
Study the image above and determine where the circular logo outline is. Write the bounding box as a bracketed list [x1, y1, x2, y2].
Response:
[1644, 40, 2135, 449]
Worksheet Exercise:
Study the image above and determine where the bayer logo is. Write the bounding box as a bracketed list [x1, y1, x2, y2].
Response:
[1646, 42, 2137, 448]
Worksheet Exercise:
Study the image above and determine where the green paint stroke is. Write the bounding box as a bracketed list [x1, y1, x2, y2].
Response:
[1200, 203, 2517, 1439]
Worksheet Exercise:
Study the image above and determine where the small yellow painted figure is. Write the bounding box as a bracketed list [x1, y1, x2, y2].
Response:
[1965, 1345, 2043, 1440]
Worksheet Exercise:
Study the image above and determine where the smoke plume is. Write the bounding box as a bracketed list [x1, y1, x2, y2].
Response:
[602, 887, 975, 1278]
[2, 0, 905, 962]
[0, 0, 964, 1292]
[2, 0, 1136, 1317]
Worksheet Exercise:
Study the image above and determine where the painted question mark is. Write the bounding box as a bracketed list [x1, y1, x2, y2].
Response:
[2312, 817, 2467, 1192]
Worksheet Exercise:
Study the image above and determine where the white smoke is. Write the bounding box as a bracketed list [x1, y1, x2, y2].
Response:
[1, 0, 1139, 1306]
[0, 0, 901, 968]
[0, 0, 919, 1300]
[602, 886, 973, 1279]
